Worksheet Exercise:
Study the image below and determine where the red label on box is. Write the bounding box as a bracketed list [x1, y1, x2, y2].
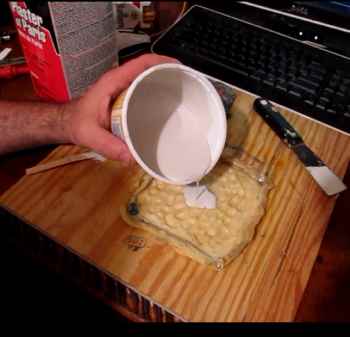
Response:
[9, 1, 118, 103]
[10, 1, 70, 102]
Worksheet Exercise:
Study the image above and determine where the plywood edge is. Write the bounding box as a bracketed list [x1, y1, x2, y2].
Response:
[0, 203, 188, 322]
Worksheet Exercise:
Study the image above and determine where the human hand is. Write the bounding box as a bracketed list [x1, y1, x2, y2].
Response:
[62, 53, 179, 163]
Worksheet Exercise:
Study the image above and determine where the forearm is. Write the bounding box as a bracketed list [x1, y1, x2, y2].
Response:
[0, 55, 176, 160]
[0, 100, 72, 155]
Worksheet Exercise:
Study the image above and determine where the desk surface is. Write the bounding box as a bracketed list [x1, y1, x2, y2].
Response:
[1, 73, 350, 321]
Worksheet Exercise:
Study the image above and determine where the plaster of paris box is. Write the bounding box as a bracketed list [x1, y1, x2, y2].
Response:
[9, 1, 119, 103]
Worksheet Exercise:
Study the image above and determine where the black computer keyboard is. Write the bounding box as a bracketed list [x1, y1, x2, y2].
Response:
[152, 5, 350, 134]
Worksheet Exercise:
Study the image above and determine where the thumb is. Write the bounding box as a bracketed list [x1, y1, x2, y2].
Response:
[86, 126, 134, 163]
[96, 54, 180, 98]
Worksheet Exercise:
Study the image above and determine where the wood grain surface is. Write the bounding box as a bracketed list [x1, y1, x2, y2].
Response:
[1, 88, 349, 322]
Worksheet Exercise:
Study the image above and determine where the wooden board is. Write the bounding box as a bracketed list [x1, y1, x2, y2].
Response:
[1, 89, 349, 322]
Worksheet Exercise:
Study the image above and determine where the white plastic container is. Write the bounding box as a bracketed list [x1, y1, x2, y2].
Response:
[111, 63, 227, 185]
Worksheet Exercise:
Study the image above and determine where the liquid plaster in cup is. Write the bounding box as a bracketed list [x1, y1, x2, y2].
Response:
[111, 63, 227, 186]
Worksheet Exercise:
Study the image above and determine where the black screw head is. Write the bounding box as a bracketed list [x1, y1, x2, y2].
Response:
[127, 202, 139, 216]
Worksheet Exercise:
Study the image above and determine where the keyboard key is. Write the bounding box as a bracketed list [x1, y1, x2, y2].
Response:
[335, 104, 345, 113]
[267, 64, 276, 72]
[339, 84, 347, 93]
[263, 79, 274, 87]
[324, 87, 335, 95]
[250, 74, 261, 82]
[329, 79, 340, 88]
[237, 55, 246, 63]
[257, 60, 266, 68]
[289, 90, 302, 99]
[299, 69, 308, 77]
[289, 82, 316, 96]
[255, 70, 266, 78]
[310, 61, 326, 74]
[319, 97, 330, 105]
[247, 57, 256, 65]
[343, 77, 350, 85]
[333, 73, 342, 82]
[287, 72, 296, 80]
[276, 76, 287, 84]
[276, 70, 286, 78]
[276, 84, 287, 92]
[309, 73, 324, 82]
[229, 66, 248, 77]
[336, 92, 346, 100]
[199, 47, 209, 55]
[289, 64, 298, 73]
[315, 104, 326, 115]
[326, 108, 337, 115]
[208, 49, 217, 57]
[247, 65, 256, 73]
[296, 77, 319, 90]
[304, 99, 315, 108]
[235, 61, 247, 69]
[249, 50, 257, 58]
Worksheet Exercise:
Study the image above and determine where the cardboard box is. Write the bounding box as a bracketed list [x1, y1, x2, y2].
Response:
[9, 1, 119, 102]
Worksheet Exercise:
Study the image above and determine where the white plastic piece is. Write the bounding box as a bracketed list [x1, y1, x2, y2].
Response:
[183, 184, 217, 209]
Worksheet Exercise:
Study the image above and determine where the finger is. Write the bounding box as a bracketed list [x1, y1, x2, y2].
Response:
[85, 126, 134, 163]
[96, 53, 180, 97]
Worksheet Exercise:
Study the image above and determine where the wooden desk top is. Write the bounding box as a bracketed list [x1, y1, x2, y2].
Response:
[1, 72, 350, 321]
